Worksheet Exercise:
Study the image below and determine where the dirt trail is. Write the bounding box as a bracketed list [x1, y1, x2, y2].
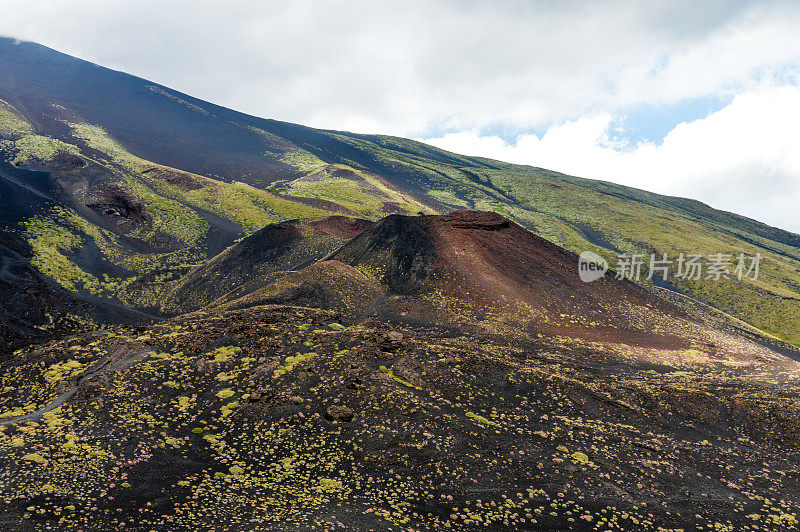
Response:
[0, 339, 151, 425]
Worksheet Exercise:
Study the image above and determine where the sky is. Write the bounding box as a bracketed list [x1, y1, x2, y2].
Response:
[1, 0, 799, 231]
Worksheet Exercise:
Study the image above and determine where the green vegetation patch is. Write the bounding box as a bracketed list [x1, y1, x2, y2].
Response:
[44, 359, 86, 385]
[0, 99, 34, 138]
[274, 352, 316, 378]
[282, 163, 435, 218]
[1, 134, 80, 166]
[379, 365, 420, 389]
[465, 411, 498, 426]
[69, 121, 333, 237]
[21, 212, 106, 293]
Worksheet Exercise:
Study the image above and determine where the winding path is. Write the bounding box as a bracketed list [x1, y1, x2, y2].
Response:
[0, 339, 151, 425]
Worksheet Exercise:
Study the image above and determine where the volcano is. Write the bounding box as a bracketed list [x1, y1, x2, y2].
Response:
[321, 211, 687, 346]
[2, 38, 800, 531]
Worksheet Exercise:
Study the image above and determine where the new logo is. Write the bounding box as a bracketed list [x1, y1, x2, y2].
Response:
[578, 251, 608, 283]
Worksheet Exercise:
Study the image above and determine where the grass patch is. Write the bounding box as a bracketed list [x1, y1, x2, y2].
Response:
[274, 352, 316, 378]
[465, 411, 498, 426]
[379, 365, 420, 389]
[1, 134, 80, 165]
[0, 99, 34, 138]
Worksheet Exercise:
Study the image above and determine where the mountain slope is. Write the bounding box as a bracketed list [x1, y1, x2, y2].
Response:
[222, 259, 385, 314]
[1, 37, 799, 350]
[160, 215, 374, 313]
[227, 211, 745, 351]
[328, 211, 691, 342]
[1, 237, 799, 529]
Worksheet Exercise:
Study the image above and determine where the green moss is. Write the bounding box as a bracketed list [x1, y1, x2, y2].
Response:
[279, 151, 326, 173]
[22, 453, 47, 464]
[19, 208, 148, 296]
[247, 125, 326, 173]
[209, 346, 242, 363]
[274, 352, 316, 378]
[69, 122, 136, 165]
[315, 478, 343, 492]
[379, 365, 420, 389]
[68, 122, 209, 246]
[571, 451, 589, 463]
[45, 359, 86, 385]
[465, 411, 497, 426]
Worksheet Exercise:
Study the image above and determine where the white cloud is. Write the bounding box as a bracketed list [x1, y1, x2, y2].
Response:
[0, 0, 798, 135]
[424, 85, 800, 232]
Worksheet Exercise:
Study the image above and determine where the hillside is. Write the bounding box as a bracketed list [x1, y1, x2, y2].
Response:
[1, 211, 799, 528]
[1, 36, 799, 353]
[160, 216, 374, 313]
[322, 211, 690, 343]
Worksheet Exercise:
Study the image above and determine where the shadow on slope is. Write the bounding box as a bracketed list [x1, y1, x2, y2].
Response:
[222, 260, 384, 314]
[161, 216, 374, 313]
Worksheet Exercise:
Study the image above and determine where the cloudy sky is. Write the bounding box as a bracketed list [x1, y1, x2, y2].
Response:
[2, 0, 799, 231]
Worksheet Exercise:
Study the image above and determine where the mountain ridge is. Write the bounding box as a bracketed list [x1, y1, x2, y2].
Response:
[1, 36, 799, 351]
[3, 38, 800, 531]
